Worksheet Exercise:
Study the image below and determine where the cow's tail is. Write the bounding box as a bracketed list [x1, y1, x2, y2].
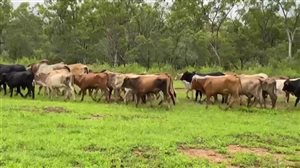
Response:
[167, 74, 176, 105]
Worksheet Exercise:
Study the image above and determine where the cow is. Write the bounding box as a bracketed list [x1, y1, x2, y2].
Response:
[260, 78, 277, 108]
[239, 77, 264, 107]
[122, 73, 176, 108]
[0, 64, 26, 95]
[180, 71, 225, 101]
[0, 69, 35, 99]
[45, 66, 75, 101]
[192, 75, 241, 108]
[282, 79, 300, 107]
[122, 73, 176, 105]
[276, 78, 300, 103]
[74, 72, 112, 102]
[29, 61, 67, 95]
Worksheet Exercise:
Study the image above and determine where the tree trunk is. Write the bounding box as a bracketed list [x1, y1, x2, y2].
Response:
[288, 37, 292, 59]
[287, 30, 293, 59]
[147, 49, 150, 70]
[210, 42, 221, 66]
[0, 29, 3, 55]
[114, 46, 118, 67]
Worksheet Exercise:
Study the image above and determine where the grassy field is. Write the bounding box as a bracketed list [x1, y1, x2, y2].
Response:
[1, 81, 300, 167]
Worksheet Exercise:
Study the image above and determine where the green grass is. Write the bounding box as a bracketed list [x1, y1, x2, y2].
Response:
[1, 85, 300, 167]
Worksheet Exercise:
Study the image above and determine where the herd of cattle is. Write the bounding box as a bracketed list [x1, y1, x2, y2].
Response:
[0, 60, 300, 109]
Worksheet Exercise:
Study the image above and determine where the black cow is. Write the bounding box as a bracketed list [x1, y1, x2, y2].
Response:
[0, 70, 35, 99]
[180, 71, 225, 102]
[0, 64, 26, 95]
[282, 79, 300, 107]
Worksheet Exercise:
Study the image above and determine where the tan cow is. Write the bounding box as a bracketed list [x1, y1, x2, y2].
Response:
[260, 78, 277, 108]
[30, 60, 67, 95]
[45, 66, 75, 101]
[240, 77, 264, 107]
[192, 75, 241, 108]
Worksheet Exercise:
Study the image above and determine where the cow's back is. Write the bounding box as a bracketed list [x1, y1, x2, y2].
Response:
[204, 75, 241, 95]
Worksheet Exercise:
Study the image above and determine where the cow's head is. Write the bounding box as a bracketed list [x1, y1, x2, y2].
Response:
[0, 73, 7, 83]
[180, 71, 195, 82]
[83, 67, 89, 74]
[282, 79, 293, 92]
[39, 59, 49, 64]
[259, 78, 276, 91]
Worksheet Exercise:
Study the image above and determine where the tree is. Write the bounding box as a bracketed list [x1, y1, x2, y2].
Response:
[277, 0, 300, 58]
[0, 0, 12, 55]
[201, 0, 239, 66]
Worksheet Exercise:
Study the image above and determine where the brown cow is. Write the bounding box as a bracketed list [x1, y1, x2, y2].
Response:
[122, 73, 176, 108]
[74, 72, 112, 102]
[192, 75, 241, 108]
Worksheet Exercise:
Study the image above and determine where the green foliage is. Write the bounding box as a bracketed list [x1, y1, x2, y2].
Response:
[1, 0, 300, 70]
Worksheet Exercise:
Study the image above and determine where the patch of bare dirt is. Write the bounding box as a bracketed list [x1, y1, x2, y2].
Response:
[132, 146, 158, 158]
[80, 114, 108, 120]
[228, 145, 285, 159]
[180, 148, 227, 163]
[43, 106, 70, 113]
[179, 145, 298, 167]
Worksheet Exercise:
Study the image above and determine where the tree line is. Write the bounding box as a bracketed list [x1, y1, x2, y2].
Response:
[0, 0, 299, 70]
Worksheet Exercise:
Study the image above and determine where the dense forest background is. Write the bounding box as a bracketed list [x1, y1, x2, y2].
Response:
[0, 0, 299, 72]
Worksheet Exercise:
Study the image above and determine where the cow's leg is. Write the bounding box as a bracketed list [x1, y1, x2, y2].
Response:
[295, 97, 300, 107]
[285, 92, 290, 103]
[141, 95, 147, 104]
[164, 92, 171, 109]
[38, 85, 43, 95]
[31, 85, 35, 99]
[247, 96, 252, 107]
[3, 84, 7, 95]
[50, 87, 54, 100]
[136, 94, 141, 107]
[81, 89, 86, 101]
[63, 88, 69, 101]
[228, 95, 235, 108]
[9, 87, 13, 97]
[17, 87, 25, 97]
[214, 95, 219, 103]
[199, 91, 203, 103]
[206, 95, 212, 109]
[108, 88, 113, 102]
[270, 93, 277, 108]
[124, 89, 130, 104]
[186, 89, 190, 99]
[195, 90, 199, 102]
[169, 91, 176, 105]
[69, 85, 75, 101]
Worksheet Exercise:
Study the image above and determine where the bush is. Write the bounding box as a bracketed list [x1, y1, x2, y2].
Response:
[0, 57, 299, 78]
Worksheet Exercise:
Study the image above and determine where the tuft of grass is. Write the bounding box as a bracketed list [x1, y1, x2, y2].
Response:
[232, 153, 260, 167]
